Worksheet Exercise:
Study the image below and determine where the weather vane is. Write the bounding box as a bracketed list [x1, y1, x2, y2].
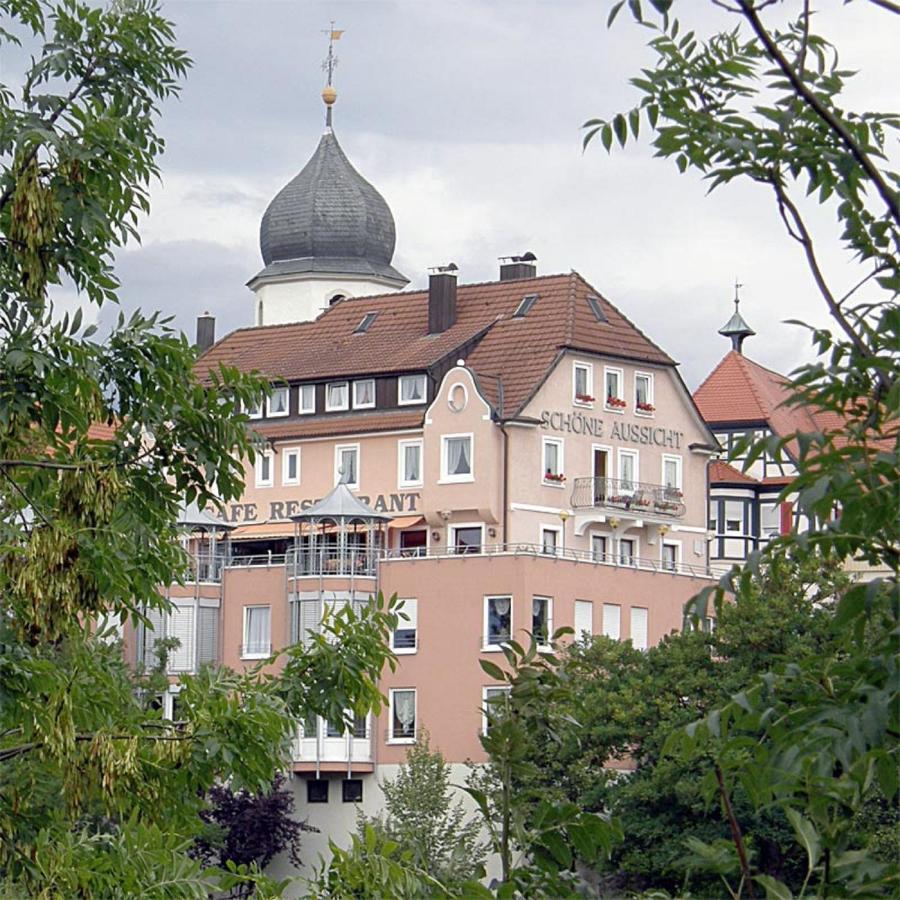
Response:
[733, 278, 744, 310]
[320, 22, 344, 127]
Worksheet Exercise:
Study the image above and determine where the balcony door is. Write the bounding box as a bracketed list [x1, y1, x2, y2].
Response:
[593, 447, 610, 503]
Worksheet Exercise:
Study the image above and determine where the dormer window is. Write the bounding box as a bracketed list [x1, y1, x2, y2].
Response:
[326, 381, 349, 412]
[267, 386, 289, 417]
[398, 374, 426, 406]
[244, 397, 263, 420]
[299, 384, 315, 415]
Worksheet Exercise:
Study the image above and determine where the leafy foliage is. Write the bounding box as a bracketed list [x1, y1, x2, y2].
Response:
[193, 774, 312, 895]
[358, 731, 486, 887]
[0, 2, 397, 894]
[587, 2, 899, 897]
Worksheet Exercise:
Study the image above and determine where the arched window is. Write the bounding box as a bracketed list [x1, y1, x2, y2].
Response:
[329, 293, 347, 306]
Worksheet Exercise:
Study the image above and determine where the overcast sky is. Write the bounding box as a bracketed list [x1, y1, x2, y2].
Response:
[77, 0, 898, 389]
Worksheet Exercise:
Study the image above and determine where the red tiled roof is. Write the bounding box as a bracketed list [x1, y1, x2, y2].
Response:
[254, 409, 423, 441]
[197, 272, 674, 418]
[87, 423, 116, 441]
[709, 460, 758, 485]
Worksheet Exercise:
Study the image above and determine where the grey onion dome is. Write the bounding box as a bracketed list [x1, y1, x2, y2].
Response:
[260, 131, 398, 271]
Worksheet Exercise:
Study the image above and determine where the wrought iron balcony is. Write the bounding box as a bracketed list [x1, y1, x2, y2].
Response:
[570, 477, 686, 518]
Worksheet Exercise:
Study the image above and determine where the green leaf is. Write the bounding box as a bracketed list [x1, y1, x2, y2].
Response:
[785, 807, 821, 873]
[754, 874, 794, 900]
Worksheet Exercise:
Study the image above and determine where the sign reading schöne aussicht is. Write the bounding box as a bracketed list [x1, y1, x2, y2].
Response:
[539, 410, 683, 449]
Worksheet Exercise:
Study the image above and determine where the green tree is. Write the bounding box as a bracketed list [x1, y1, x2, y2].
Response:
[359, 731, 486, 887]
[0, 2, 396, 894]
[587, 2, 898, 896]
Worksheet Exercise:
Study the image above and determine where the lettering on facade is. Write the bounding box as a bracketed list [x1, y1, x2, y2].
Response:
[540, 410, 683, 449]
[221, 492, 420, 524]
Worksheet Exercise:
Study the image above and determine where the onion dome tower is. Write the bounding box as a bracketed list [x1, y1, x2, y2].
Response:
[718, 280, 755, 354]
[247, 32, 408, 326]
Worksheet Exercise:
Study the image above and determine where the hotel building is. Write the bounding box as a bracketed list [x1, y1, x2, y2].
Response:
[129, 86, 720, 863]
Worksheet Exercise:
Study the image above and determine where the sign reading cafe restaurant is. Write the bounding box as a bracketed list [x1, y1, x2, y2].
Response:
[540, 409, 684, 449]
[221, 492, 421, 524]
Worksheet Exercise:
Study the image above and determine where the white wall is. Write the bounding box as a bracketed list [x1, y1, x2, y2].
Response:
[252, 275, 402, 327]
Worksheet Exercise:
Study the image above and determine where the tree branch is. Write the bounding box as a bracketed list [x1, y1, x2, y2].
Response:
[715, 763, 754, 898]
[0, 730, 191, 763]
[0, 53, 101, 214]
[739, 0, 900, 227]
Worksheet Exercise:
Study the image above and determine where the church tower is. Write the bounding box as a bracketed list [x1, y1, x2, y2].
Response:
[246, 33, 408, 326]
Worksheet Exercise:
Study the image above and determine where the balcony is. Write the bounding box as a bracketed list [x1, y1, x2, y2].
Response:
[381, 542, 712, 578]
[292, 717, 373, 771]
[285, 546, 378, 578]
[570, 477, 686, 519]
[186, 553, 226, 583]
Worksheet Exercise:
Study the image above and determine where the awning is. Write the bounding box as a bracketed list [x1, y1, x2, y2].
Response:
[230, 521, 295, 540]
[388, 516, 425, 530]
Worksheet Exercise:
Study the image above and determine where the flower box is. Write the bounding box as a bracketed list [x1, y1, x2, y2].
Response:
[636, 401, 655, 413]
[544, 472, 566, 483]
[575, 393, 595, 403]
[632, 497, 651, 508]
[606, 397, 627, 409]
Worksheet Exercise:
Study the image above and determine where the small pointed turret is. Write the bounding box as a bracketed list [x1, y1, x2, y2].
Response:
[718, 281, 755, 354]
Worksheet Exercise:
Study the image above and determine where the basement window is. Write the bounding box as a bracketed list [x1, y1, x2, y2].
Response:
[354, 312, 378, 334]
[512, 294, 538, 318]
[587, 295, 608, 323]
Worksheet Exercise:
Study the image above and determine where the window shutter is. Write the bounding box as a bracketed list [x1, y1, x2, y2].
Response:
[197, 606, 218, 665]
[602, 603, 621, 640]
[168, 605, 195, 672]
[574, 600, 593, 639]
[631, 607, 648, 651]
[300, 598, 321, 648]
[143, 606, 166, 667]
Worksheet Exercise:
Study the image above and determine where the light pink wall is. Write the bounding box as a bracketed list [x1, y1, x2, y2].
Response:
[420, 365, 503, 535]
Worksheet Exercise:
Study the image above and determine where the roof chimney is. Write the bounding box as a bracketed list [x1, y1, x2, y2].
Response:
[196, 312, 216, 353]
[428, 263, 458, 334]
[499, 251, 537, 281]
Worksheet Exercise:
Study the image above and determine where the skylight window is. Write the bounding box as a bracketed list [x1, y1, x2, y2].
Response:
[513, 293, 539, 318]
[354, 312, 378, 334]
[587, 296, 607, 323]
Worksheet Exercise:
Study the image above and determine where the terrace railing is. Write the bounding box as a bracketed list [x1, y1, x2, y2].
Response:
[570, 477, 686, 518]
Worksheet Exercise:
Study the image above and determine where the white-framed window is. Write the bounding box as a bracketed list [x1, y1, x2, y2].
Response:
[542, 437, 564, 486]
[326, 381, 349, 412]
[573, 362, 594, 405]
[482, 685, 512, 735]
[398, 373, 427, 405]
[591, 534, 608, 562]
[391, 598, 417, 653]
[618, 449, 639, 492]
[602, 603, 621, 640]
[604, 366, 625, 410]
[388, 688, 416, 743]
[662, 541, 680, 572]
[662, 455, 683, 493]
[282, 447, 301, 486]
[631, 606, 649, 651]
[532, 596, 552, 646]
[299, 384, 316, 415]
[441, 433, 473, 482]
[255, 450, 274, 488]
[242, 605, 271, 659]
[267, 386, 289, 417]
[398, 439, 423, 488]
[353, 379, 375, 409]
[634, 372, 654, 415]
[335, 444, 359, 488]
[540, 526, 561, 555]
[451, 524, 484, 554]
[484, 595, 512, 650]
[574, 600, 593, 639]
[619, 537, 636, 566]
[244, 396, 263, 419]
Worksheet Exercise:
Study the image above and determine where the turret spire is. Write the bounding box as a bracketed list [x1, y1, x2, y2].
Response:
[321, 23, 343, 129]
[718, 279, 756, 354]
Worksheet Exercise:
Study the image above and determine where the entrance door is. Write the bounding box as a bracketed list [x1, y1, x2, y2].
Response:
[593, 448, 609, 504]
